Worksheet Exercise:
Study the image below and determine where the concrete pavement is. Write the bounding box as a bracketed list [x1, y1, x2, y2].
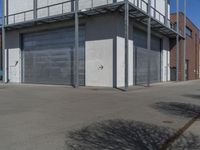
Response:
[0, 80, 200, 150]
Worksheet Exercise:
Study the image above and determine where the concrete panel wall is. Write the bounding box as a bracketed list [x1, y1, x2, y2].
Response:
[154, 0, 167, 23]
[7, 0, 33, 15]
[116, 15, 133, 88]
[6, 0, 34, 24]
[85, 14, 119, 87]
[162, 37, 170, 82]
[8, 48, 21, 83]
[5, 31, 21, 83]
[116, 37, 133, 87]
[85, 39, 113, 87]
[37, 0, 72, 18]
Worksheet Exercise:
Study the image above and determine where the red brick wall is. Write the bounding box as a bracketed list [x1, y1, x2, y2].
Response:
[170, 12, 200, 81]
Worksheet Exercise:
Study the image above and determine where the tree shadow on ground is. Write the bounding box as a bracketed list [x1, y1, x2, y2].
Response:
[152, 102, 200, 118]
[183, 94, 200, 100]
[65, 119, 200, 150]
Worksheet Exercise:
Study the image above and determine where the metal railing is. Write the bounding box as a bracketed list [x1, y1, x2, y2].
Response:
[5, 0, 74, 25]
[3, 0, 176, 30]
[6, 10, 34, 25]
[130, 0, 176, 30]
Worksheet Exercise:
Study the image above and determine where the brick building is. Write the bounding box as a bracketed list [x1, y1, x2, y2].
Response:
[170, 12, 200, 81]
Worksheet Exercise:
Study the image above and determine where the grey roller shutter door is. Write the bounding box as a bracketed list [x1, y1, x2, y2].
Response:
[22, 27, 85, 85]
[133, 28, 161, 85]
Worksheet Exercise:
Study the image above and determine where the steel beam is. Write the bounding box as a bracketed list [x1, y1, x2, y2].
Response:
[183, 0, 187, 81]
[74, 0, 79, 88]
[176, 0, 179, 81]
[124, 0, 129, 91]
[147, 0, 151, 87]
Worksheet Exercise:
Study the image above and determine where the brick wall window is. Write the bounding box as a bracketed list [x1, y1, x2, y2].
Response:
[186, 26, 192, 37]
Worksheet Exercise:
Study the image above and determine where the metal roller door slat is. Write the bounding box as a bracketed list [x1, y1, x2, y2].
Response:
[22, 27, 85, 85]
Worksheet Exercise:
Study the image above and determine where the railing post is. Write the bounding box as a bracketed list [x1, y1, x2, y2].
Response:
[124, 0, 129, 91]
[176, 0, 179, 81]
[74, 0, 79, 88]
[147, 0, 151, 87]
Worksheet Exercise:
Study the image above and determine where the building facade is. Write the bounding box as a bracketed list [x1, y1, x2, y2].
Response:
[2, 0, 179, 88]
[170, 12, 200, 81]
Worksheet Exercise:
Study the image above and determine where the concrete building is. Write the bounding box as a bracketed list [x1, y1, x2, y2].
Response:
[170, 12, 200, 81]
[2, 0, 181, 88]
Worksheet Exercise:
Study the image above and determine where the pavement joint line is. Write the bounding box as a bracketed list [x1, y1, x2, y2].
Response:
[160, 115, 200, 150]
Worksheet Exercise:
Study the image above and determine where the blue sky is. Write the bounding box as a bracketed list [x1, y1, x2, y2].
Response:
[170, 0, 200, 29]
[0, 0, 199, 29]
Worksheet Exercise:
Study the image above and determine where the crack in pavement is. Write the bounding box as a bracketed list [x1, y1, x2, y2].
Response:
[161, 115, 200, 150]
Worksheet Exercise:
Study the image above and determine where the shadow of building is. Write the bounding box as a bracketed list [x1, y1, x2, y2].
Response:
[152, 102, 200, 118]
[183, 94, 200, 100]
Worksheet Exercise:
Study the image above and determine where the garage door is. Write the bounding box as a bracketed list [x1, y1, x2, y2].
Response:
[22, 27, 85, 85]
[133, 28, 161, 85]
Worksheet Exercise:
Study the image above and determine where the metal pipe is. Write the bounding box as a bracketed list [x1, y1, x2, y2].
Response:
[183, 0, 187, 81]
[176, 0, 179, 81]
[147, 0, 151, 87]
[74, 0, 79, 88]
[124, 0, 129, 91]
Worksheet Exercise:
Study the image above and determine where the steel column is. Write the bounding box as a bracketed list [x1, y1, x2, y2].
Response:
[6, 0, 9, 25]
[164, 0, 168, 26]
[176, 0, 179, 81]
[124, 0, 129, 91]
[2, 0, 7, 83]
[165, 0, 169, 81]
[34, 0, 37, 20]
[147, 0, 151, 87]
[183, 0, 187, 81]
[74, 0, 79, 88]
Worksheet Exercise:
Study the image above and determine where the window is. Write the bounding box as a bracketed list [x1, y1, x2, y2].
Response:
[186, 26, 192, 37]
